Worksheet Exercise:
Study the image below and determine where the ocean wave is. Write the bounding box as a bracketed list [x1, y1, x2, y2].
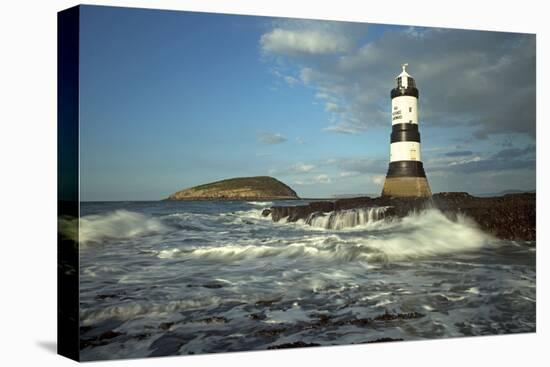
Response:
[80, 297, 222, 325]
[158, 209, 492, 263]
[246, 201, 273, 207]
[303, 207, 390, 230]
[78, 210, 171, 246]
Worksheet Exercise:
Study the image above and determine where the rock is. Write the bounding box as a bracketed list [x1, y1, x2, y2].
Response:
[159, 322, 174, 331]
[365, 337, 404, 343]
[79, 330, 124, 349]
[266, 192, 535, 241]
[373, 310, 425, 321]
[255, 327, 288, 338]
[148, 333, 192, 357]
[255, 299, 280, 307]
[166, 176, 299, 201]
[198, 316, 227, 324]
[268, 341, 321, 349]
[248, 313, 266, 321]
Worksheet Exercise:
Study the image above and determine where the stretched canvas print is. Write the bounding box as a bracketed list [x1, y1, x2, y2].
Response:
[57, 4, 536, 362]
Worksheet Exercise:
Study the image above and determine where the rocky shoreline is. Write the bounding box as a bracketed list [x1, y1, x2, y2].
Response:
[262, 192, 535, 241]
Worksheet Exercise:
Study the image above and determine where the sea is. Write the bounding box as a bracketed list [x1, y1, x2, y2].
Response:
[73, 200, 536, 360]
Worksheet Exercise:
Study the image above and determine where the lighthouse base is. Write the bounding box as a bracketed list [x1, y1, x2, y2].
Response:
[381, 177, 432, 198]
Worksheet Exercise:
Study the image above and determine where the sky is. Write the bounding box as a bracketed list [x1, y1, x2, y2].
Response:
[79, 5, 536, 201]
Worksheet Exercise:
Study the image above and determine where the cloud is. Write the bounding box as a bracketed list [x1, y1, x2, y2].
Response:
[429, 144, 535, 174]
[294, 174, 332, 185]
[492, 144, 535, 159]
[328, 157, 386, 174]
[260, 23, 535, 139]
[257, 132, 287, 145]
[314, 174, 331, 184]
[284, 75, 299, 86]
[339, 171, 360, 177]
[261, 28, 352, 56]
[290, 163, 315, 173]
[270, 68, 300, 87]
[445, 150, 474, 157]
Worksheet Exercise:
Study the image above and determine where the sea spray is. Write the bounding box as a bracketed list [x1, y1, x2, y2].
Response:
[157, 209, 492, 263]
[78, 210, 170, 246]
[305, 207, 390, 230]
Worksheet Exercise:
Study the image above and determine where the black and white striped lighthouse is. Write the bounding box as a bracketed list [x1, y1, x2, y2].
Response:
[381, 64, 432, 197]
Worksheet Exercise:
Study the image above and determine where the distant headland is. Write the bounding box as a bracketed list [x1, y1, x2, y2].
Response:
[166, 176, 299, 201]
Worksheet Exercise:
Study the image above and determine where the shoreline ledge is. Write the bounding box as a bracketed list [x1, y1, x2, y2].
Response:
[262, 192, 535, 241]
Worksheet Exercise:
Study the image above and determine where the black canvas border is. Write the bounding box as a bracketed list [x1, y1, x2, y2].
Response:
[57, 5, 80, 361]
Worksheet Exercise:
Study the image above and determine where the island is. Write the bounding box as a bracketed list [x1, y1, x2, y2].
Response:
[167, 176, 299, 201]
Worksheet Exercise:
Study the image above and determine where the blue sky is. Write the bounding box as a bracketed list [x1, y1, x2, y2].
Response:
[79, 5, 536, 201]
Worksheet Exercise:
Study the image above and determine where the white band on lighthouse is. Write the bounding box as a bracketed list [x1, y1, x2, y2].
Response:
[391, 96, 418, 125]
[390, 141, 421, 162]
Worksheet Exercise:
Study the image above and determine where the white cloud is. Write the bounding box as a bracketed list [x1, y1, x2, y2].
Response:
[257, 132, 287, 145]
[323, 125, 362, 134]
[449, 156, 482, 166]
[291, 163, 315, 173]
[339, 171, 360, 177]
[284, 75, 298, 86]
[261, 28, 351, 55]
[314, 174, 331, 184]
[294, 174, 332, 185]
[325, 101, 344, 113]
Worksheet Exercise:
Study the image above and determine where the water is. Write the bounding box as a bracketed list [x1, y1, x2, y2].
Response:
[71, 200, 536, 360]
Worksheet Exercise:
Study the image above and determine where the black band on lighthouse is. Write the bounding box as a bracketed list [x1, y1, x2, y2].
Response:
[386, 161, 427, 178]
[391, 123, 421, 143]
[391, 87, 419, 99]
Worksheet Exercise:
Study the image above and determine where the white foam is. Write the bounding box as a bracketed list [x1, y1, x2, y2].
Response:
[78, 210, 170, 246]
[247, 201, 273, 207]
[305, 207, 390, 230]
[80, 298, 222, 325]
[161, 209, 492, 263]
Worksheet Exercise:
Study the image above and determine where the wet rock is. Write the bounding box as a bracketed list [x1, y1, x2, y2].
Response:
[365, 337, 404, 343]
[159, 322, 174, 330]
[309, 313, 332, 326]
[95, 291, 127, 300]
[255, 327, 288, 338]
[198, 316, 227, 324]
[248, 313, 266, 321]
[374, 310, 425, 321]
[266, 193, 535, 241]
[202, 283, 224, 289]
[268, 341, 321, 349]
[255, 299, 280, 308]
[335, 317, 372, 327]
[80, 330, 124, 349]
[148, 333, 192, 357]
[187, 282, 225, 289]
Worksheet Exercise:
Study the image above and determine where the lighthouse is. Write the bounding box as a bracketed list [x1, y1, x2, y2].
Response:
[381, 64, 432, 197]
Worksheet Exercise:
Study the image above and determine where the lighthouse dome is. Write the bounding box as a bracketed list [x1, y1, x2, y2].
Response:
[391, 63, 419, 99]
